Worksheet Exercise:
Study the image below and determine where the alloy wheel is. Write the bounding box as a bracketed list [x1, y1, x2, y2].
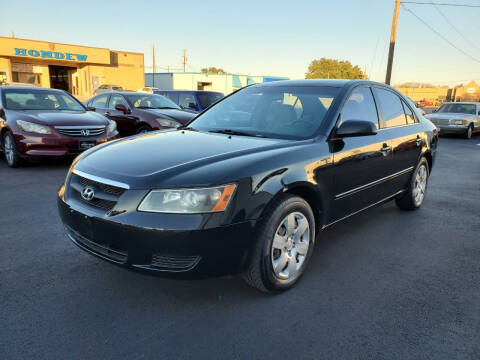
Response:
[413, 164, 427, 206]
[4, 135, 14, 166]
[271, 211, 310, 281]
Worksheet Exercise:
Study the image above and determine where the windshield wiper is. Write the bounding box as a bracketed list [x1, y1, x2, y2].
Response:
[208, 129, 267, 138]
[178, 125, 198, 131]
[153, 106, 179, 109]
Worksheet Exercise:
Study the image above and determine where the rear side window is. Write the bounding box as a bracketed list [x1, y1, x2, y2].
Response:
[375, 88, 407, 127]
[341, 87, 379, 129]
[91, 95, 109, 108]
[164, 93, 178, 103]
[179, 93, 197, 109]
[402, 101, 415, 124]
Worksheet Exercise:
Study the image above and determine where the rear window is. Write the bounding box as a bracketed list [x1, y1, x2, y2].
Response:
[197, 92, 224, 109]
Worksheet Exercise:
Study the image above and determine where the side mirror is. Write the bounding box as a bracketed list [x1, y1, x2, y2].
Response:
[87, 106, 96, 111]
[115, 104, 130, 114]
[335, 120, 377, 138]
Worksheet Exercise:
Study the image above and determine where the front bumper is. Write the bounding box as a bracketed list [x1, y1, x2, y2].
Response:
[435, 125, 468, 134]
[14, 132, 119, 159]
[57, 193, 257, 279]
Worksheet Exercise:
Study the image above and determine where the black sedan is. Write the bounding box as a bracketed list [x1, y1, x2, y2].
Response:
[86, 92, 195, 136]
[57, 80, 438, 293]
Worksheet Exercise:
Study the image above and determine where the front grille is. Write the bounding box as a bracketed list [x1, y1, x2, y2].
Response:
[69, 173, 126, 211]
[56, 126, 105, 137]
[151, 254, 201, 270]
[66, 227, 127, 263]
[430, 118, 450, 126]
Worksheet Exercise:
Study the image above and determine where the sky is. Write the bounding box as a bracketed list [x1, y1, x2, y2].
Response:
[2, 0, 480, 86]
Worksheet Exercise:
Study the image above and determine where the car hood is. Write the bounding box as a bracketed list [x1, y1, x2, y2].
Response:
[10, 110, 109, 126]
[426, 112, 475, 120]
[75, 130, 297, 189]
[141, 109, 196, 123]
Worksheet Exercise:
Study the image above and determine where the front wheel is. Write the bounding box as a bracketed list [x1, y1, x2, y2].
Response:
[136, 125, 152, 134]
[464, 124, 473, 139]
[395, 157, 429, 211]
[243, 194, 315, 293]
[3, 131, 22, 168]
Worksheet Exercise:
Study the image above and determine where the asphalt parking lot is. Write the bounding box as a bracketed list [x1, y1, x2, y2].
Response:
[1, 135, 479, 360]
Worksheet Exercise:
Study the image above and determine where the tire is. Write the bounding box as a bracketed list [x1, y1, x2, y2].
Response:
[395, 157, 429, 211]
[243, 194, 315, 293]
[2, 131, 22, 168]
[464, 124, 473, 139]
[136, 125, 152, 134]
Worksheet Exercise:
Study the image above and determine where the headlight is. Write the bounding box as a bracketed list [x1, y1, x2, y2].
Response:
[107, 120, 117, 133]
[17, 120, 51, 134]
[156, 118, 181, 128]
[138, 184, 237, 213]
[452, 119, 467, 125]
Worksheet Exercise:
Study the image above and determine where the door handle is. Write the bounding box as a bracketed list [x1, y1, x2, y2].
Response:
[381, 143, 391, 157]
[416, 136, 422, 147]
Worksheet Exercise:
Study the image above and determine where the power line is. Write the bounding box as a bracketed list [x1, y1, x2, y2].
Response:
[402, 4, 480, 64]
[430, 1, 480, 52]
[402, 1, 480, 7]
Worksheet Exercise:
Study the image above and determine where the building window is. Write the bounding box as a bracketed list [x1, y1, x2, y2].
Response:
[12, 72, 41, 86]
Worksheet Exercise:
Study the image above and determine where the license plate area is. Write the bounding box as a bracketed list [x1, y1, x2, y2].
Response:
[79, 141, 96, 150]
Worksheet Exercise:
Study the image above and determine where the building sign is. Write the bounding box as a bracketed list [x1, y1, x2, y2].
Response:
[14, 48, 88, 62]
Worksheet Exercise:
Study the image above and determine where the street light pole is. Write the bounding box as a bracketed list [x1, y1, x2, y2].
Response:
[385, 0, 401, 85]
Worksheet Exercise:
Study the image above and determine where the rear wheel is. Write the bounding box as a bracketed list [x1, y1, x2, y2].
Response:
[243, 194, 315, 293]
[464, 124, 473, 139]
[3, 131, 21, 168]
[136, 125, 152, 134]
[395, 157, 429, 211]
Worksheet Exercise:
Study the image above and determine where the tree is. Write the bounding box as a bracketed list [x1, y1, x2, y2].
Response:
[201, 67, 226, 74]
[305, 58, 365, 80]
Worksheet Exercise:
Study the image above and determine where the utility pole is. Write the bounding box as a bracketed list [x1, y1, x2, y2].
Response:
[385, 0, 401, 85]
[152, 44, 156, 74]
[152, 44, 156, 88]
[182, 49, 187, 72]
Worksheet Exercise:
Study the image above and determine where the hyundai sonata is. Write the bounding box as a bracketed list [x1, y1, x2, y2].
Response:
[58, 80, 438, 292]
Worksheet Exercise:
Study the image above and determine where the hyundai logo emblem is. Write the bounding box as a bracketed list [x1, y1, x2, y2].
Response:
[81, 185, 95, 201]
[81, 129, 90, 136]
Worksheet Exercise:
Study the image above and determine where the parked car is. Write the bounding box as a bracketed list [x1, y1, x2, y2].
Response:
[425, 102, 480, 139]
[137, 87, 159, 94]
[154, 90, 224, 113]
[0, 86, 118, 168]
[85, 92, 195, 137]
[94, 84, 123, 95]
[58, 80, 437, 292]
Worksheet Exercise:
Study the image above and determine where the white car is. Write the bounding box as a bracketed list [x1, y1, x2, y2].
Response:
[137, 87, 159, 94]
[425, 102, 480, 139]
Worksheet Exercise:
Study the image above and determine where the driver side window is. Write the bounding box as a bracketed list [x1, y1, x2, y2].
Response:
[109, 95, 128, 110]
[341, 87, 379, 129]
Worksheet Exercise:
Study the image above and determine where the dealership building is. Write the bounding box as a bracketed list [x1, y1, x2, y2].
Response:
[145, 72, 289, 94]
[0, 36, 144, 98]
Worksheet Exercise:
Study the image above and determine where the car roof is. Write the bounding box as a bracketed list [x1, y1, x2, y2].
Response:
[155, 90, 223, 94]
[442, 101, 479, 105]
[253, 79, 383, 88]
[0, 85, 65, 91]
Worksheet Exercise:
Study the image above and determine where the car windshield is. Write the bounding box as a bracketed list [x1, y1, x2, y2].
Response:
[125, 94, 181, 110]
[3, 89, 85, 111]
[188, 85, 339, 140]
[197, 92, 224, 109]
[437, 103, 476, 114]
